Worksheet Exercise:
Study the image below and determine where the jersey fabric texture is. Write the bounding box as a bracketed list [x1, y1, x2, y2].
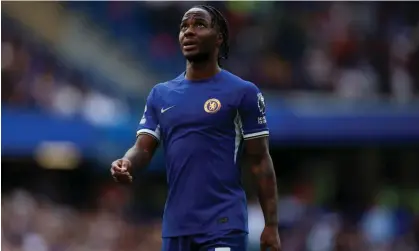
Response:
[137, 70, 269, 237]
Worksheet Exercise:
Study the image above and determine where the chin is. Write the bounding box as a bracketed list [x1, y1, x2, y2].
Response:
[184, 52, 210, 63]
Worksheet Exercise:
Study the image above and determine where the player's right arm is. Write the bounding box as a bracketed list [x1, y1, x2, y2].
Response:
[111, 88, 160, 183]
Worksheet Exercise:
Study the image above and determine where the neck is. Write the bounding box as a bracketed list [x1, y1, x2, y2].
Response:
[185, 59, 221, 81]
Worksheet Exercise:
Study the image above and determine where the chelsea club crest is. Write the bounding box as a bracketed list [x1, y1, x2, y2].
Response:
[204, 98, 222, 113]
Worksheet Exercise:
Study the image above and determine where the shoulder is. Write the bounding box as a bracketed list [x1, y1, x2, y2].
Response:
[149, 73, 185, 96]
[221, 70, 261, 96]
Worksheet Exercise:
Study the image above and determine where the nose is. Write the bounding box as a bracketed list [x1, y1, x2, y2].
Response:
[183, 26, 196, 38]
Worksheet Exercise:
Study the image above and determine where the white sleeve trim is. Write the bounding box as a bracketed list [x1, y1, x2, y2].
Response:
[136, 128, 160, 140]
[243, 130, 269, 140]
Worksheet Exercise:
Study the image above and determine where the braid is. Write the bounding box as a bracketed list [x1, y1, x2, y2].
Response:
[194, 5, 230, 65]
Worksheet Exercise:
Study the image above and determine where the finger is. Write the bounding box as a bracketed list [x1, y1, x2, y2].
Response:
[121, 160, 130, 172]
[112, 159, 123, 167]
[114, 172, 130, 178]
[113, 172, 132, 183]
[112, 164, 125, 173]
[260, 243, 268, 251]
[270, 245, 280, 251]
[122, 175, 133, 184]
[112, 159, 122, 166]
[121, 160, 129, 168]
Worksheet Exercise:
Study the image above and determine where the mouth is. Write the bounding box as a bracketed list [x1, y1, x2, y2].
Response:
[182, 40, 198, 51]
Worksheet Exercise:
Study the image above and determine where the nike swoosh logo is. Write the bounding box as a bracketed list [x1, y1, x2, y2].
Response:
[161, 106, 175, 113]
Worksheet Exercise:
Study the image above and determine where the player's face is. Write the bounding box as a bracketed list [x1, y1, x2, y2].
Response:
[179, 8, 220, 62]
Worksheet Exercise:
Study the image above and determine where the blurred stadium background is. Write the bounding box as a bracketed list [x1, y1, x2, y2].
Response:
[2, 1, 419, 251]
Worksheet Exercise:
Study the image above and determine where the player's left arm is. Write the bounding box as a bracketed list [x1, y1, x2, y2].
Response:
[245, 137, 278, 226]
[239, 83, 279, 227]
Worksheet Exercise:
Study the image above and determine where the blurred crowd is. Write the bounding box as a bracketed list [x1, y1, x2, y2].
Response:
[78, 1, 419, 100]
[3, 2, 419, 121]
[217, 1, 419, 100]
[2, 187, 418, 251]
[1, 25, 129, 126]
[1, 189, 162, 251]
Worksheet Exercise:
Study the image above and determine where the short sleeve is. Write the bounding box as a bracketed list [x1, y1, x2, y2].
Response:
[136, 87, 160, 141]
[238, 83, 269, 140]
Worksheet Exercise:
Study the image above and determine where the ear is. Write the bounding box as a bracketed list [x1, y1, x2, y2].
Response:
[216, 32, 223, 47]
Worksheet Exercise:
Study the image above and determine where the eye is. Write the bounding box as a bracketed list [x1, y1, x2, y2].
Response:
[195, 21, 208, 29]
[180, 23, 186, 30]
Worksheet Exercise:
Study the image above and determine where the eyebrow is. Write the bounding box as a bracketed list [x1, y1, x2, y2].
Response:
[181, 13, 209, 23]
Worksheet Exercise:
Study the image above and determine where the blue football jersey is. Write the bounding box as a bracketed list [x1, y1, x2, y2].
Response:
[137, 70, 269, 237]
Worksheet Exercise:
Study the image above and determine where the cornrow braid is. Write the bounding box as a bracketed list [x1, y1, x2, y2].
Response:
[194, 5, 230, 65]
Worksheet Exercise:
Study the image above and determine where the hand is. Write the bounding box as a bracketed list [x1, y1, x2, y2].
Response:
[110, 158, 133, 184]
[260, 225, 281, 251]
